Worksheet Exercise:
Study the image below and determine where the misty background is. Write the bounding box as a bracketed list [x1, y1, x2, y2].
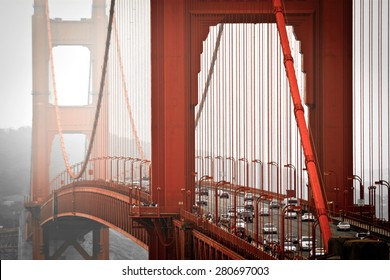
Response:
[0, 0, 388, 259]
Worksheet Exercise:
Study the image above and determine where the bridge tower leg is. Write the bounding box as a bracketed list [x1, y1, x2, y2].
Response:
[30, 0, 109, 259]
[145, 218, 176, 260]
[150, 0, 194, 216]
[93, 227, 110, 260]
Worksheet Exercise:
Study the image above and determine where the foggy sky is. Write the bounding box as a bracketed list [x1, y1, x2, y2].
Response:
[0, 0, 92, 129]
[0, 0, 33, 129]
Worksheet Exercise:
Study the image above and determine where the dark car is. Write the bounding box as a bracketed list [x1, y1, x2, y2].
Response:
[196, 200, 208, 206]
[238, 210, 253, 223]
[285, 233, 298, 244]
[220, 192, 229, 199]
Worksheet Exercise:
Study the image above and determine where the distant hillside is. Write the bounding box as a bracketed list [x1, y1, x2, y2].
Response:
[0, 127, 31, 199]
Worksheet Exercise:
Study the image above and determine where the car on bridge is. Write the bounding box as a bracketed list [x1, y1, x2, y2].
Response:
[227, 207, 237, 218]
[244, 204, 254, 212]
[302, 212, 315, 222]
[219, 192, 229, 199]
[284, 241, 297, 253]
[269, 199, 280, 209]
[263, 223, 277, 234]
[299, 236, 316, 251]
[218, 214, 231, 230]
[336, 221, 351, 231]
[285, 233, 298, 244]
[238, 210, 253, 223]
[196, 187, 209, 196]
[355, 231, 370, 239]
[284, 210, 297, 219]
[264, 234, 280, 246]
[196, 200, 207, 206]
[282, 197, 300, 211]
[309, 247, 326, 258]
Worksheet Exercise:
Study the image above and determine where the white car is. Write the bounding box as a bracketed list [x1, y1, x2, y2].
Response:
[285, 210, 297, 219]
[336, 221, 351, 231]
[284, 241, 297, 253]
[269, 199, 280, 209]
[302, 212, 315, 221]
[299, 236, 316, 251]
[264, 234, 280, 246]
[263, 223, 278, 234]
[235, 218, 246, 230]
[309, 247, 326, 258]
[355, 231, 370, 239]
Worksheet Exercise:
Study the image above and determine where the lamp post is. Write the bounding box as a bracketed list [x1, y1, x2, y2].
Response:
[130, 158, 141, 186]
[368, 185, 376, 219]
[233, 186, 250, 233]
[268, 161, 279, 198]
[281, 204, 301, 259]
[215, 156, 225, 181]
[215, 180, 230, 225]
[226, 156, 236, 186]
[254, 195, 268, 247]
[252, 159, 263, 191]
[239, 158, 249, 189]
[195, 175, 213, 215]
[311, 219, 320, 259]
[124, 157, 133, 185]
[347, 174, 364, 201]
[284, 163, 296, 197]
[375, 180, 389, 222]
[195, 156, 204, 179]
[205, 155, 214, 179]
[139, 160, 150, 192]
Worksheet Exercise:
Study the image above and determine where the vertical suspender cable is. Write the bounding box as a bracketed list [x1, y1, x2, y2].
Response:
[378, 0, 383, 219]
[360, 0, 365, 189]
[113, 13, 145, 160]
[369, 0, 373, 187]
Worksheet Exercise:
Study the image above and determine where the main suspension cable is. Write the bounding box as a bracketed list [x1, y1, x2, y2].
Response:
[46, 0, 116, 179]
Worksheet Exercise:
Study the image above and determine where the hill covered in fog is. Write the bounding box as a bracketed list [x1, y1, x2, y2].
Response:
[0, 127, 31, 199]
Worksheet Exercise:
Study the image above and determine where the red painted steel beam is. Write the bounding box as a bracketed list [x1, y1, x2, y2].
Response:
[151, 0, 191, 214]
[273, 0, 331, 250]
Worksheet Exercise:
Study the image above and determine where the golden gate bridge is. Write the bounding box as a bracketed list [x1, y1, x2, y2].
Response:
[26, 0, 389, 260]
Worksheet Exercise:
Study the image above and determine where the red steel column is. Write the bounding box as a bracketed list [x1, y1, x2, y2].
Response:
[306, 0, 353, 210]
[151, 0, 190, 214]
[31, 0, 50, 259]
[32, 0, 50, 203]
[93, 226, 110, 259]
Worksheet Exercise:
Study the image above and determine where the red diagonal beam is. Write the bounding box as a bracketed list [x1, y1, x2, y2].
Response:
[273, 0, 331, 251]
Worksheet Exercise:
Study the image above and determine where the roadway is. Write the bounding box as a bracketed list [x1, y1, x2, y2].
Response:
[196, 184, 359, 259]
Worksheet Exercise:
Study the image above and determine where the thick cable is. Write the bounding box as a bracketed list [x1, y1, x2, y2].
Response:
[46, 0, 116, 179]
[273, 0, 331, 250]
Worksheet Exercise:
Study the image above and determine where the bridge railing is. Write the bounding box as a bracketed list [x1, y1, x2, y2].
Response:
[50, 156, 151, 192]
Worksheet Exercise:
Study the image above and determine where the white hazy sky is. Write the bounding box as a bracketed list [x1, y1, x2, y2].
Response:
[0, 0, 93, 129]
[0, 0, 33, 129]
